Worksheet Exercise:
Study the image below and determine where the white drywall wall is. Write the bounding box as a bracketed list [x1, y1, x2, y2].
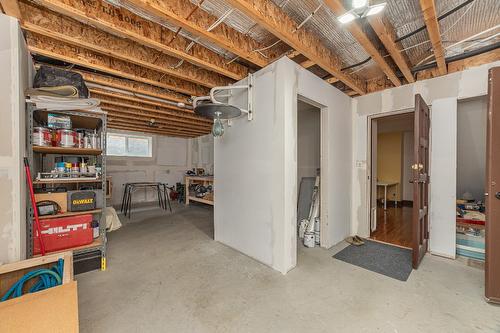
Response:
[456, 97, 487, 201]
[297, 101, 320, 188]
[352, 61, 500, 243]
[215, 57, 352, 274]
[429, 98, 457, 258]
[0, 15, 31, 264]
[191, 134, 214, 174]
[107, 131, 213, 207]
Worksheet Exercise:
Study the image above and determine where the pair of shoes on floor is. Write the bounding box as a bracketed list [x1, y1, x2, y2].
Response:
[345, 235, 365, 246]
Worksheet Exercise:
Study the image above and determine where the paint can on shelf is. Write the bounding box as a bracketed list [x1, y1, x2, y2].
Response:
[71, 163, 79, 177]
[91, 220, 99, 239]
[55, 162, 65, 173]
[80, 162, 87, 174]
[76, 131, 84, 148]
[56, 129, 76, 148]
[87, 133, 99, 149]
[33, 127, 52, 147]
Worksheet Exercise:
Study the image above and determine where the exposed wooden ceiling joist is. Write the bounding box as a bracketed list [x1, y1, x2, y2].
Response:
[79, 71, 189, 104]
[32, 0, 248, 80]
[300, 59, 315, 69]
[323, 0, 401, 87]
[19, 1, 232, 89]
[224, 0, 366, 95]
[416, 48, 500, 80]
[95, 95, 211, 125]
[419, 0, 447, 76]
[26, 32, 209, 97]
[367, 15, 415, 84]
[0, 0, 21, 19]
[102, 106, 210, 131]
[107, 115, 208, 135]
[108, 124, 199, 138]
[125, 0, 272, 68]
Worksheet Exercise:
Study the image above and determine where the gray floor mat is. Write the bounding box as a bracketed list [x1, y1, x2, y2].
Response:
[333, 240, 413, 281]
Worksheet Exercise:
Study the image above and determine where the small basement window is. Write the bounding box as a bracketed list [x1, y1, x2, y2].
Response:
[106, 132, 153, 157]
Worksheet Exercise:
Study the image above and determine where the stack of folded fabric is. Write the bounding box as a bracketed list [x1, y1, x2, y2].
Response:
[25, 65, 101, 111]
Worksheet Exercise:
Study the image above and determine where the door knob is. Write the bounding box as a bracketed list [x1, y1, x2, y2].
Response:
[496, 192, 500, 200]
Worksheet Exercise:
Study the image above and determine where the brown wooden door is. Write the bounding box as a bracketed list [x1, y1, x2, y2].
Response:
[412, 94, 430, 269]
[486, 67, 500, 304]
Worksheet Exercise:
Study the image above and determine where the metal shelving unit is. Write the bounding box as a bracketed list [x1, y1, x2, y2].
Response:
[26, 103, 108, 272]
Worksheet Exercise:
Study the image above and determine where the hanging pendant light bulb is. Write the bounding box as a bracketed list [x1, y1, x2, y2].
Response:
[212, 111, 225, 137]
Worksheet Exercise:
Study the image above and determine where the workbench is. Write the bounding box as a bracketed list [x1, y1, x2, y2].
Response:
[185, 176, 214, 206]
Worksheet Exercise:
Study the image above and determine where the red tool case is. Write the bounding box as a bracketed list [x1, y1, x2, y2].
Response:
[33, 214, 93, 255]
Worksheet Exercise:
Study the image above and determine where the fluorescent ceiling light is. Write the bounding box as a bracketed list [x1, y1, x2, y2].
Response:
[338, 12, 357, 24]
[365, 3, 386, 16]
[352, 0, 368, 9]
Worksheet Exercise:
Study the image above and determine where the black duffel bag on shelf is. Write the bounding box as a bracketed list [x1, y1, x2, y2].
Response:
[33, 65, 89, 98]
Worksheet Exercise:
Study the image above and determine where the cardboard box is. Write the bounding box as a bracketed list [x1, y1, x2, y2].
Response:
[35, 192, 67, 213]
[0, 282, 78, 333]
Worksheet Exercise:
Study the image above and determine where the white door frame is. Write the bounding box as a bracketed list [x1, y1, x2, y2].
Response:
[365, 109, 413, 238]
[296, 95, 330, 248]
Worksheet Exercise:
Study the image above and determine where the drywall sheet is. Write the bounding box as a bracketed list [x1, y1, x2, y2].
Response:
[215, 57, 352, 274]
[352, 60, 500, 238]
[429, 98, 457, 258]
[157, 137, 187, 166]
[214, 68, 275, 268]
[0, 15, 30, 263]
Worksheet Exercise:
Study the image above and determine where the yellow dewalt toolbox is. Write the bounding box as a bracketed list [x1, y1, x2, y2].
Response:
[67, 190, 96, 212]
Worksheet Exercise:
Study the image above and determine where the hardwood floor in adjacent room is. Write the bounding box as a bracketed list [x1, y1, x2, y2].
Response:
[371, 206, 413, 248]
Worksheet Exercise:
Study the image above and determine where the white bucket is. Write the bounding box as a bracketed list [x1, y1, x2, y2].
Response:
[304, 233, 315, 248]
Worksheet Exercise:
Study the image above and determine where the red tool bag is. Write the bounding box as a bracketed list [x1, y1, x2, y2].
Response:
[33, 214, 93, 255]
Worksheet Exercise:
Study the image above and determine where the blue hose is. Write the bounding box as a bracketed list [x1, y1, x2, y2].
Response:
[1, 259, 64, 302]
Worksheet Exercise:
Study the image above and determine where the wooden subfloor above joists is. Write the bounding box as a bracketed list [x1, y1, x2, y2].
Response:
[30, 0, 248, 80]
[79, 71, 190, 105]
[25, 32, 209, 97]
[224, 0, 366, 95]
[19, 1, 232, 89]
[125, 0, 275, 68]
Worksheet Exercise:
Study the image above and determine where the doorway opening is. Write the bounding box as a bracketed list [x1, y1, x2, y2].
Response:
[296, 99, 321, 252]
[369, 112, 414, 249]
[456, 96, 488, 263]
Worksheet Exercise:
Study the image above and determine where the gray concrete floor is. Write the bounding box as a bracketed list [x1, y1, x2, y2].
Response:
[77, 204, 500, 333]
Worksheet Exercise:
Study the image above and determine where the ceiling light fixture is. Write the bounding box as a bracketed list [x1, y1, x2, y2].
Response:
[192, 75, 254, 137]
[352, 0, 368, 9]
[337, 1, 387, 24]
[338, 12, 357, 24]
[365, 3, 386, 16]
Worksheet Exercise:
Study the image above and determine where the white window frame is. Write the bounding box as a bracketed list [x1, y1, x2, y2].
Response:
[106, 132, 153, 158]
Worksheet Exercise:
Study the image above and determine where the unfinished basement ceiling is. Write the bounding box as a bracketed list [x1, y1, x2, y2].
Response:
[386, 0, 500, 66]
[6, 0, 498, 137]
[191, 0, 498, 79]
[105, 0, 239, 61]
